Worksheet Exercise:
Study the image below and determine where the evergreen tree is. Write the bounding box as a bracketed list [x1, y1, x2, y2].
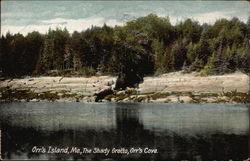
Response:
[0, 15, 249, 78]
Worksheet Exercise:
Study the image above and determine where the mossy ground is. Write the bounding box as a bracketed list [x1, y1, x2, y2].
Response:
[0, 87, 58, 102]
[0, 87, 249, 103]
[0, 87, 85, 102]
[102, 89, 250, 103]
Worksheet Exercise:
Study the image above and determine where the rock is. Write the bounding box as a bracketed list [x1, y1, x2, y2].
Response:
[102, 99, 110, 102]
[58, 93, 64, 97]
[217, 96, 230, 102]
[201, 97, 217, 103]
[125, 87, 137, 95]
[94, 88, 114, 102]
[106, 80, 114, 86]
[86, 96, 93, 101]
[78, 96, 87, 102]
[115, 70, 143, 90]
[111, 84, 116, 89]
[151, 98, 167, 103]
[30, 98, 38, 102]
[0, 72, 248, 103]
[117, 91, 125, 95]
[130, 95, 137, 99]
[123, 97, 130, 102]
[55, 98, 66, 102]
[135, 95, 147, 102]
[179, 96, 193, 103]
[137, 95, 147, 98]
[166, 96, 179, 102]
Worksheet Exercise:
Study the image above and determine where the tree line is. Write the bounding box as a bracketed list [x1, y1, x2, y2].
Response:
[0, 14, 249, 78]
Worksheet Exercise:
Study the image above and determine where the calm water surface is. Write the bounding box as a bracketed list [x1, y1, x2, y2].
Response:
[0, 102, 249, 161]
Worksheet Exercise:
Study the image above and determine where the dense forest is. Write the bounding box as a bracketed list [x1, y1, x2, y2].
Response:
[1, 14, 250, 79]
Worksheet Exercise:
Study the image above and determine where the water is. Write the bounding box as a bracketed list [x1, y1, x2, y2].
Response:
[0, 102, 249, 161]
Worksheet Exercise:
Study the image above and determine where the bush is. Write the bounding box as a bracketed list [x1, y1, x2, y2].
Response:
[78, 67, 96, 77]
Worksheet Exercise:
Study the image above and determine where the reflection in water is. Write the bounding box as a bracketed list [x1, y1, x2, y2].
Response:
[0, 102, 249, 161]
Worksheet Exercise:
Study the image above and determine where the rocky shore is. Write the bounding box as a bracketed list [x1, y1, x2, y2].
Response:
[0, 72, 249, 103]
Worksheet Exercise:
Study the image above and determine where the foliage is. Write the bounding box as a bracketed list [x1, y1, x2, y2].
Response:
[0, 15, 249, 78]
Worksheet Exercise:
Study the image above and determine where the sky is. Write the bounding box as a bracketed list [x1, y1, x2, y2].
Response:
[1, 1, 250, 35]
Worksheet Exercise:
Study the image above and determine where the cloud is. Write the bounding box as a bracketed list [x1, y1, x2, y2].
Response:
[105, 19, 124, 27]
[1, 11, 247, 36]
[165, 11, 246, 25]
[42, 18, 68, 24]
[1, 17, 123, 35]
[1, 24, 60, 36]
[192, 11, 235, 24]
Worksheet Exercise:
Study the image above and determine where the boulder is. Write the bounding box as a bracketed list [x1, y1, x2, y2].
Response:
[115, 71, 143, 90]
[94, 87, 114, 102]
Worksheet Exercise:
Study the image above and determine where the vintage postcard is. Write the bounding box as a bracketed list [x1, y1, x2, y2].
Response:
[0, 0, 249, 161]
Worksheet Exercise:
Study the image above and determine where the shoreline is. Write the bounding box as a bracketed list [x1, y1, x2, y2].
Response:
[0, 72, 249, 103]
